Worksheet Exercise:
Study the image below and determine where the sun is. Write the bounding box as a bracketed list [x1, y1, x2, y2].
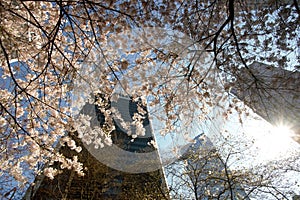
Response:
[259, 124, 296, 159]
[245, 120, 298, 161]
[271, 124, 294, 138]
[269, 124, 295, 144]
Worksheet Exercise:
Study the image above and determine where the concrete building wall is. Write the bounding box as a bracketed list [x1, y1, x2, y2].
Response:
[232, 62, 300, 143]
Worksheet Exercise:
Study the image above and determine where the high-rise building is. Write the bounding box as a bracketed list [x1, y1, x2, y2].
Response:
[166, 135, 250, 200]
[231, 61, 300, 143]
[24, 95, 168, 199]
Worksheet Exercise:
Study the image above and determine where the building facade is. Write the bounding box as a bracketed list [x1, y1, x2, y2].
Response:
[24, 95, 168, 199]
[232, 61, 300, 143]
[165, 135, 250, 200]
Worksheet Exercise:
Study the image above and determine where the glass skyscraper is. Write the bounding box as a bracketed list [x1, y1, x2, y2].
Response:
[24, 95, 168, 199]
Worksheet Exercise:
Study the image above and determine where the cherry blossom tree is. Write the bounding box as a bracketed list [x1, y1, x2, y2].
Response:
[165, 136, 300, 200]
[0, 0, 299, 198]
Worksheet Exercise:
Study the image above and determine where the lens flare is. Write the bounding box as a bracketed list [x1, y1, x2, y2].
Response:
[257, 123, 297, 160]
